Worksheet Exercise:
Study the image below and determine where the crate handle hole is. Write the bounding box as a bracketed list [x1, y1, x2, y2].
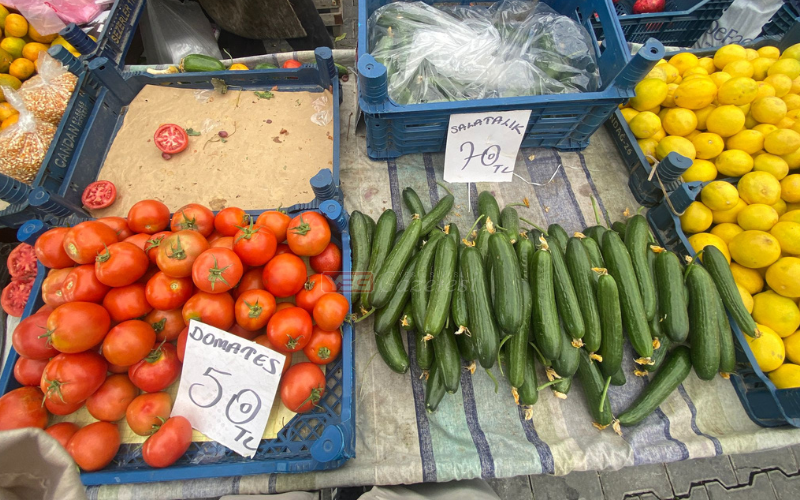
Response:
[650, 47, 659, 55]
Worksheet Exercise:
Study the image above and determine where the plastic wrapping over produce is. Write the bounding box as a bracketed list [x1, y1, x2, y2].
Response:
[18, 53, 78, 125]
[140, 0, 223, 65]
[368, 0, 600, 105]
[0, 87, 56, 184]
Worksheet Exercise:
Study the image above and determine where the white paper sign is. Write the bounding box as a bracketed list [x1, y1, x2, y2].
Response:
[443, 109, 533, 183]
[172, 320, 286, 458]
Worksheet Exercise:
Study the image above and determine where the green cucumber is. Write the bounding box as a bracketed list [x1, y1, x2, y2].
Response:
[545, 236, 585, 341]
[687, 265, 721, 381]
[565, 238, 602, 353]
[363, 213, 376, 241]
[416, 330, 434, 371]
[361, 210, 397, 309]
[610, 367, 627, 386]
[420, 194, 454, 236]
[489, 233, 523, 334]
[376, 324, 409, 374]
[702, 245, 760, 338]
[712, 283, 736, 376]
[516, 344, 539, 405]
[553, 377, 572, 397]
[597, 272, 623, 379]
[451, 253, 469, 333]
[530, 249, 562, 360]
[625, 215, 657, 322]
[456, 329, 476, 361]
[350, 212, 372, 310]
[476, 227, 491, 266]
[424, 236, 457, 336]
[373, 254, 419, 335]
[552, 323, 580, 378]
[515, 235, 535, 281]
[583, 226, 607, 246]
[617, 346, 692, 426]
[643, 336, 671, 373]
[460, 246, 500, 369]
[612, 220, 627, 239]
[401, 302, 415, 330]
[547, 224, 569, 253]
[647, 247, 663, 339]
[433, 329, 460, 393]
[655, 251, 690, 343]
[576, 349, 613, 427]
[412, 231, 445, 334]
[477, 191, 501, 229]
[371, 218, 422, 309]
[403, 187, 427, 217]
[254, 63, 278, 70]
[448, 223, 460, 247]
[500, 207, 520, 244]
[581, 236, 605, 270]
[508, 282, 532, 388]
[425, 362, 446, 412]
[181, 54, 226, 72]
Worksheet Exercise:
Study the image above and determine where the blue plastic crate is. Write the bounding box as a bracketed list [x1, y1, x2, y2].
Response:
[761, 0, 800, 38]
[356, 0, 665, 160]
[60, 0, 146, 68]
[0, 198, 355, 485]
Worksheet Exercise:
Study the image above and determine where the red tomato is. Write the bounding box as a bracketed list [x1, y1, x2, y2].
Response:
[61, 264, 109, 303]
[102, 320, 157, 366]
[286, 212, 331, 257]
[37, 304, 55, 315]
[107, 362, 129, 374]
[309, 242, 342, 274]
[206, 231, 223, 244]
[128, 342, 182, 393]
[143, 416, 193, 468]
[215, 207, 250, 236]
[263, 253, 306, 297]
[274, 243, 292, 256]
[145, 231, 171, 263]
[283, 59, 302, 69]
[229, 323, 261, 341]
[81, 180, 117, 210]
[279, 362, 325, 413]
[41, 351, 107, 405]
[253, 334, 292, 373]
[126, 392, 173, 436]
[266, 306, 312, 352]
[97, 216, 133, 240]
[62, 221, 119, 264]
[295, 274, 336, 313]
[12, 310, 58, 360]
[210, 236, 233, 249]
[192, 248, 243, 294]
[2, 278, 32, 316]
[66, 421, 121, 471]
[103, 283, 152, 322]
[303, 326, 342, 364]
[233, 267, 264, 298]
[146, 308, 186, 342]
[35, 227, 74, 269]
[176, 326, 188, 362]
[313, 293, 349, 331]
[46, 302, 111, 353]
[124, 232, 151, 252]
[146, 271, 194, 310]
[182, 291, 235, 330]
[138, 266, 160, 285]
[95, 242, 149, 287]
[0, 387, 49, 430]
[232, 223, 277, 266]
[86, 374, 139, 422]
[128, 200, 171, 234]
[170, 204, 215, 237]
[8, 243, 37, 278]
[14, 357, 49, 386]
[156, 230, 210, 278]
[276, 302, 295, 312]
[256, 211, 291, 242]
[234, 289, 276, 331]
[45, 422, 79, 448]
[45, 396, 84, 415]
[154, 124, 189, 154]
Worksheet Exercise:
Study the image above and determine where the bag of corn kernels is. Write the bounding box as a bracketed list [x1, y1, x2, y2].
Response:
[0, 86, 57, 184]
[18, 52, 78, 125]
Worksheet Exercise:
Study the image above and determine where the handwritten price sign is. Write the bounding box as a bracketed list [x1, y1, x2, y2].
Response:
[443, 110, 532, 183]
[172, 320, 286, 457]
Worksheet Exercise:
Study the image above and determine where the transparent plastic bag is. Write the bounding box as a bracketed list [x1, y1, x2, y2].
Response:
[0, 87, 57, 184]
[18, 52, 78, 125]
[141, 0, 223, 65]
[368, 0, 599, 105]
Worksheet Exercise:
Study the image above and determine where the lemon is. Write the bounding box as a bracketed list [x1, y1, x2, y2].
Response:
[4, 14, 27, 38]
[670, 52, 700, 75]
[680, 202, 713, 233]
[0, 5, 9, 27]
[714, 44, 747, 70]
[712, 197, 747, 224]
[737, 282, 754, 313]
[656, 135, 696, 161]
[765, 74, 792, 97]
[770, 58, 800, 79]
[746, 48, 760, 61]
[681, 159, 716, 182]
[753, 290, 800, 337]
[758, 46, 781, 59]
[631, 78, 669, 111]
[738, 171, 782, 205]
[637, 138, 658, 164]
[27, 24, 57, 44]
[686, 129, 702, 141]
[706, 105, 745, 137]
[621, 108, 639, 123]
[753, 153, 790, 179]
[694, 105, 716, 130]
[659, 107, 670, 121]
[698, 57, 716, 74]
[0, 103, 16, 122]
[780, 210, 800, 223]
[731, 261, 765, 294]
[662, 83, 679, 108]
[661, 63, 680, 84]
[756, 82, 777, 99]
[752, 58, 777, 81]
[682, 74, 711, 83]
[629, 111, 661, 139]
[746, 325, 785, 372]
[647, 66, 668, 82]
[709, 71, 733, 89]
[737, 203, 779, 231]
[701, 181, 738, 211]
[777, 116, 796, 129]
[793, 76, 800, 94]
[723, 60, 754, 78]
[726, 129, 764, 154]
[753, 123, 779, 136]
[767, 257, 800, 298]
[751, 96, 788, 124]
[690, 133, 723, 160]
[783, 94, 800, 111]
[737, 103, 752, 116]
[771, 221, 800, 254]
[717, 76, 758, 105]
[781, 174, 800, 202]
[0, 37, 24, 59]
[49, 36, 79, 55]
[773, 198, 788, 216]
[782, 43, 800, 60]
[688, 233, 730, 263]
[768, 364, 800, 388]
[764, 129, 800, 154]
[784, 330, 800, 364]
[716, 149, 754, 177]
[788, 202, 800, 211]
[662, 108, 697, 136]
[21, 42, 49, 62]
[229, 63, 248, 70]
[673, 78, 718, 110]
[711, 222, 744, 244]
[745, 112, 758, 129]
[651, 127, 667, 142]
[729, 230, 782, 268]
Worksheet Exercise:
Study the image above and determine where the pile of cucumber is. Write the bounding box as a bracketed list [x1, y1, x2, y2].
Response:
[350, 189, 759, 429]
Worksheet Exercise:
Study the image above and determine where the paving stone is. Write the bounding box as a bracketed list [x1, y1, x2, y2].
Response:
[767, 470, 800, 500]
[687, 485, 711, 500]
[599, 463, 673, 500]
[637, 494, 661, 500]
[730, 448, 798, 483]
[666, 456, 738, 496]
[791, 445, 800, 466]
[486, 475, 533, 500]
[706, 472, 776, 500]
[530, 470, 602, 500]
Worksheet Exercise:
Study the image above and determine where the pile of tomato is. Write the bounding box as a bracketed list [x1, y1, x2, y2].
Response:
[0, 200, 347, 472]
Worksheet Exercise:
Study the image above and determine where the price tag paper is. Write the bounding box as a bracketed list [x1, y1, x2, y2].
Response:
[172, 320, 286, 458]
[443, 110, 532, 183]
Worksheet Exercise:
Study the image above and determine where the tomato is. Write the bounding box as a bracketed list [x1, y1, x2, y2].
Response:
[46, 302, 111, 353]
[146, 308, 186, 342]
[253, 335, 292, 373]
[207, 231, 224, 244]
[97, 216, 133, 240]
[215, 207, 250, 236]
[229, 323, 261, 341]
[234, 289, 276, 332]
[46, 422, 79, 448]
[283, 59, 303, 69]
[176, 326, 188, 362]
[126, 392, 173, 436]
[128, 200, 171, 234]
[146, 271, 194, 310]
[14, 357, 49, 386]
[171, 204, 215, 237]
[124, 232, 151, 251]
[94, 241, 149, 287]
[233, 267, 264, 298]
[266, 306, 312, 352]
[63, 221, 118, 264]
[256, 210, 291, 242]
[12, 310, 58, 360]
[103, 283, 152, 322]
[86, 374, 139, 422]
[0, 387, 49, 430]
[279, 362, 325, 413]
[61, 265, 109, 303]
[107, 362, 129, 374]
[276, 302, 295, 312]
[128, 342, 182, 393]
[8, 243, 37, 278]
[286, 212, 331, 257]
[192, 248, 243, 294]
[182, 291, 235, 330]
[304, 326, 342, 365]
[37, 304, 55, 316]
[313, 293, 349, 331]
[230, 224, 275, 268]
[309, 242, 342, 274]
[156, 230, 210, 278]
[154, 124, 189, 154]
[102, 320, 157, 366]
[143, 416, 192, 468]
[41, 351, 107, 405]
[274, 243, 292, 256]
[210, 236, 233, 249]
[45, 396, 85, 415]
[263, 253, 307, 298]
[145, 231, 171, 263]
[2, 278, 32, 317]
[82, 180, 117, 210]
[35, 227, 74, 269]
[295, 274, 336, 313]
[67, 421, 121, 471]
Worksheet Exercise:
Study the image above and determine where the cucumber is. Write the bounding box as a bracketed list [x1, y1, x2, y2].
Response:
[371, 218, 422, 309]
[361, 210, 397, 309]
[412, 231, 445, 334]
[416, 331, 434, 371]
[376, 324, 409, 374]
[597, 272, 623, 379]
[335, 63, 349, 76]
[686, 265, 721, 381]
[576, 349, 613, 426]
[451, 253, 469, 333]
[617, 346, 692, 426]
[712, 284, 736, 376]
[581, 236, 605, 270]
[181, 54, 225, 72]
[702, 245, 760, 338]
[489, 233, 523, 334]
[255, 63, 278, 70]
[546, 236, 585, 341]
[433, 329, 460, 393]
[402, 187, 427, 217]
[610, 367, 627, 386]
[553, 376, 572, 397]
[583, 225, 607, 246]
[401, 302, 415, 330]
[508, 281, 532, 388]
[456, 328, 476, 361]
[566, 238, 602, 353]
[373, 254, 419, 335]
[448, 223, 460, 247]
[625, 215, 657, 321]
[420, 195, 454, 236]
[515, 235, 535, 281]
[516, 344, 539, 405]
[647, 248, 662, 339]
[363, 213, 376, 241]
[530, 249, 562, 360]
[460, 247, 500, 369]
[477, 191, 501, 229]
[500, 207, 520, 244]
[643, 336, 671, 373]
[425, 362, 446, 412]
[601, 231, 653, 360]
[655, 251, 690, 343]
[476, 227, 491, 266]
[612, 220, 627, 239]
[350, 212, 372, 310]
[547, 224, 569, 253]
[424, 236, 457, 336]
[552, 323, 580, 378]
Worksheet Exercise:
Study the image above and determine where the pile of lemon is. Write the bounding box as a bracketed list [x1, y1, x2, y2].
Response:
[622, 43, 800, 389]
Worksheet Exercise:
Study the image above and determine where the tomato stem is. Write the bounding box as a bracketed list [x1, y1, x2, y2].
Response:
[318, 347, 331, 360]
[289, 215, 312, 236]
[246, 299, 263, 318]
[206, 254, 232, 291]
[234, 221, 259, 244]
[167, 236, 187, 260]
[96, 243, 112, 263]
[151, 318, 166, 333]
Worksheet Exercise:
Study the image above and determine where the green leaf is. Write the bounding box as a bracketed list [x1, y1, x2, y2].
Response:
[334, 33, 347, 42]
[185, 128, 201, 136]
[254, 91, 274, 100]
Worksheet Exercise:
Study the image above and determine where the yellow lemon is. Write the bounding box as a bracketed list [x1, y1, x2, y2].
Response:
[769, 58, 800, 79]
[670, 52, 700, 75]
[737, 103, 752, 115]
[780, 210, 800, 223]
[663, 108, 697, 136]
[784, 330, 800, 364]
[8, 58, 34, 81]
[792, 76, 800, 94]
[768, 364, 800, 388]
[701, 181, 739, 210]
[4, 14, 27, 38]
[682, 74, 712, 83]
[684, 67, 709, 78]
[629, 111, 662, 139]
[777, 116, 796, 129]
[27, 24, 57, 44]
[49, 36, 78, 55]
[0, 74, 22, 102]
[631, 78, 669, 111]
[758, 46, 781, 59]
[698, 57, 716, 74]
[751, 96, 788, 124]
[745, 112, 758, 129]
[621, 107, 639, 123]
[773, 198, 788, 216]
[739, 171, 783, 205]
[729, 230, 782, 268]
[682, 159, 718, 182]
[656, 135, 696, 160]
[756, 82, 777, 99]
[712, 197, 748, 224]
[651, 127, 667, 142]
[781, 174, 800, 202]
[765, 74, 793, 97]
[688, 233, 730, 263]
[680, 202, 713, 233]
[637, 138, 659, 164]
[659, 107, 670, 121]
[726, 129, 764, 154]
[692, 133, 724, 160]
[783, 94, 800, 111]
[754, 153, 790, 179]
[706, 105, 745, 137]
[0, 102, 16, 122]
[694, 104, 716, 130]
[766, 257, 800, 298]
[746, 48, 760, 61]
[716, 149, 754, 176]
[714, 44, 747, 70]
[644, 105, 662, 115]
[709, 71, 733, 89]
[21, 42, 49, 62]
[661, 63, 680, 84]
[647, 66, 668, 82]
[731, 261, 765, 294]
[1, 114, 18, 129]
[717, 76, 759, 105]
[723, 59, 754, 78]
[673, 78, 718, 110]
[737, 282, 755, 313]
[711, 222, 744, 244]
[771, 221, 800, 254]
[0, 4, 9, 26]
[764, 129, 800, 155]
[737, 203, 779, 231]
[752, 57, 776, 81]
[753, 123, 779, 136]
[662, 83, 679, 108]
[788, 202, 800, 211]
[0, 37, 24, 59]
[686, 129, 702, 141]
[746, 325, 785, 372]
[781, 43, 800, 60]
[753, 290, 800, 336]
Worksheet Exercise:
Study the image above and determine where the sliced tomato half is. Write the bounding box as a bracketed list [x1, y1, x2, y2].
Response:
[82, 180, 117, 209]
[154, 124, 189, 154]
[2, 278, 33, 317]
[7, 244, 37, 279]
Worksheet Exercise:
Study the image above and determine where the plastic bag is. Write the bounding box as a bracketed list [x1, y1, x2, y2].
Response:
[18, 52, 78, 125]
[693, 0, 783, 48]
[140, 0, 222, 65]
[368, 0, 599, 105]
[7, 0, 66, 35]
[0, 87, 57, 184]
